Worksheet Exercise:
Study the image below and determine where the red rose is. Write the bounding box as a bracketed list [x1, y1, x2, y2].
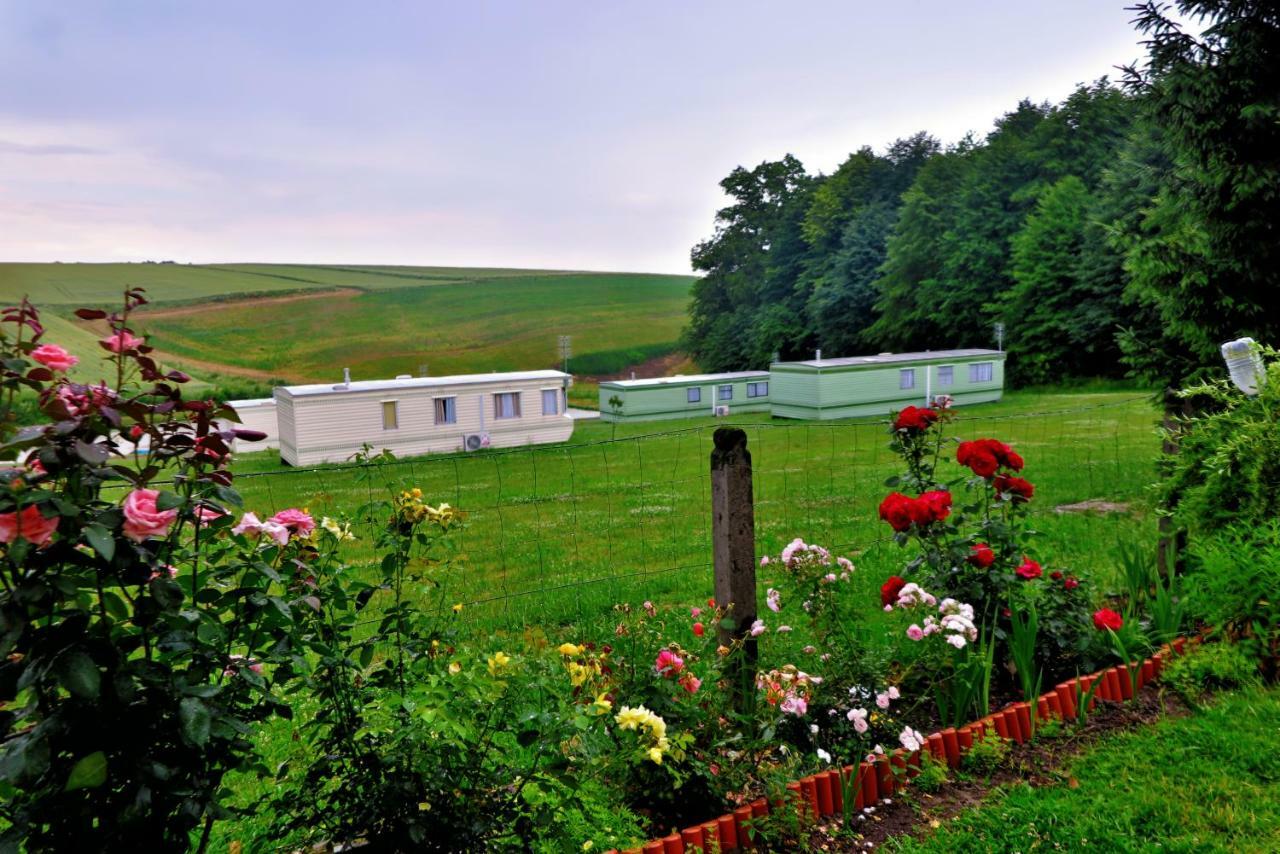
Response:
[957, 440, 999, 478]
[1064, 576, 1079, 590]
[894, 405, 940, 433]
[917, 490, 953, 524]
[880, 575, 906, 607]
[1092, 608, 1123, 631]
[969, 542, 995, 568]
[958, 438, 1023, 478]
[1015, 557, 1043, 580]
[878, 492, 915, 532]
[1050, 571, 1063, 580]
[693, 622, 705, 637]
[993, 475, 1035, 503]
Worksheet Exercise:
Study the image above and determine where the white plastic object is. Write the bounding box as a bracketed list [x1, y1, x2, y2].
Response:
[1220, 337, 1264, 396]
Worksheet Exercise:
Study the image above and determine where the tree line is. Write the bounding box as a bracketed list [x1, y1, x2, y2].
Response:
[684, 1, 1279, 389]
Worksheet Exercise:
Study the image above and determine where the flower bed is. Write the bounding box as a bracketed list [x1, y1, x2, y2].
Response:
[607, 637, 1192, 854]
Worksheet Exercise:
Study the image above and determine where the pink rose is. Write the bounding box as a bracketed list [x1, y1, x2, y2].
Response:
[100, 330, 144, 353]
[269, 508, 314, 536]
[780, 695, 808, 716]
[122, 488, 178, 542]
[906, 625, 924, 641]
[654, 649, 685, 676]
[0, 505, 59, 547]
[31, 344, 78, 372]
[194, 506, 227, 526]
[680, 674, 702, 694]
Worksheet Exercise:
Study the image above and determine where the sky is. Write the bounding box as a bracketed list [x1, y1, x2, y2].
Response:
[0, 1, 1160, 275]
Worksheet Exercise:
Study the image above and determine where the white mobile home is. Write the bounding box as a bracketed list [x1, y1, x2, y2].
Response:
[274, 370, 574, 466]
[221, 398, 279, 451]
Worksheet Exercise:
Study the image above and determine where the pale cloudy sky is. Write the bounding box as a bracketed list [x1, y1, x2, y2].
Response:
[0, 1, 1155, 274]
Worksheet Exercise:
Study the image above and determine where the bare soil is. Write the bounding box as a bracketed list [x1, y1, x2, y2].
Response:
[130, 287, 363, 320]
[585, 351, 693, 383]
[1054, 499, 1132, 515]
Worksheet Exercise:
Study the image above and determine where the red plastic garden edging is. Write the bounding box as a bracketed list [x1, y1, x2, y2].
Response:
[606, 636, 1191, 854]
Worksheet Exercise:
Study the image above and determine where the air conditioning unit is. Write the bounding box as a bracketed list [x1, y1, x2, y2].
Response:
[463, 432, 491, 452]
[713, 405, 730, 417]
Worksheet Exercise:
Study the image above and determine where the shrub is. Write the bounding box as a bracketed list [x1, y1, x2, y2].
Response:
[0, 292, 302, 850]
[1185, 523, 1280, 679]
[1160, 346, 1280, 536]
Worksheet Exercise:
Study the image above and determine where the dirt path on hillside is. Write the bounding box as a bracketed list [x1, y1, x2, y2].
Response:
[144, 348, 308, 383]
[131, 286, 363, 320]
[585, 351, 693, 383]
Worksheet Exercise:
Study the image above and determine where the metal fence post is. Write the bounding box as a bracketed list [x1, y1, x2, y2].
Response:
[711, 426, 757, 701]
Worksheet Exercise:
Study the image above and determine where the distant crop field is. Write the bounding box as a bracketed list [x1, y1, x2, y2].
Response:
[1, 263, 694, 390]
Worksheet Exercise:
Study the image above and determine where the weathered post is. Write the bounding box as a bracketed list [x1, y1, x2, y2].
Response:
[711, 426, 757, 700]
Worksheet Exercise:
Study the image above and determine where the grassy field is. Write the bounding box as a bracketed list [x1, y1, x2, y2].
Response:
[200, 388, 1161, 634]
[1, 262, 694, 400]
[890, 687, 1280, 853]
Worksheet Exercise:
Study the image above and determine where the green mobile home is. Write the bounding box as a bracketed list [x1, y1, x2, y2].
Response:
[598, 371, 771, 422]
[769, 349, 1005, 420]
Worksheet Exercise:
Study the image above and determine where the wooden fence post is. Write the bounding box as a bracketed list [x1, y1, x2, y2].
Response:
[711, 426, 758, 701]
[1157, 387, 1190, 578]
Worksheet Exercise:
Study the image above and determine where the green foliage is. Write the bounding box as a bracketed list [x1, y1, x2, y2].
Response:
[911, 752, 950, 794]
[0, 293, 302, 850]
[1118, 1, 1280, 387]
[1159, 350, 1280, 535]
[1162, 642, 1260, 708]
[1185, 523, 1280, 677]
[1007, 601, 1042, 703]
[961, 733, 1009, 776]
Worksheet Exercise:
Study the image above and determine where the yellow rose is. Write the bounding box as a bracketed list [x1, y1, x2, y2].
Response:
[448, 662, 461, 675]
[647, 747, 664, 765]
[558, 643, 583, 657]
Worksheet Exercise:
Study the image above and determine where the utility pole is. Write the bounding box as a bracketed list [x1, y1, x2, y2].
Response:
[558, 335, 572, 374]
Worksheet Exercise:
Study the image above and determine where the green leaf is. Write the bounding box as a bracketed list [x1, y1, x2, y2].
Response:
[179, 697, 211, 747]
[83, 525, 115, 562]
[64, 752, 107, 791]
[101, 591, 129, 621]
[56, 651, 101, 699]
[155, 491, 184, 511]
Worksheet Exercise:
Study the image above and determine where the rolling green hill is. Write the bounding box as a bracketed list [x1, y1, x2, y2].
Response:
[1, 263, 694, 398]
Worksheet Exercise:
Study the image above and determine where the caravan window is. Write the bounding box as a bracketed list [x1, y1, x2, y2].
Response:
[541, 389, 560, 415]
[899, 369, 915, 390]
[687, 387, 701, 403]
[494, 392, 521, 419]
[969, 362, 994, 383]
[936, 366, 954, 387]
[746, 381, 769, 398]
[381, 400, 399, 430]
[434, 397, 457, 425]
[718, 385, 733, 401]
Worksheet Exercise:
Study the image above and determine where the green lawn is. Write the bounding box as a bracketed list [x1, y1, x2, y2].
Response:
[203, 388, 1160, 633]
[2, 262, 694, 390]
[890, 687, 1280, 853]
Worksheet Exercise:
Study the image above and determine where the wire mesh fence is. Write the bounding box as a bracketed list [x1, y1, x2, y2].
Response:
[212, 396, 1159, 631]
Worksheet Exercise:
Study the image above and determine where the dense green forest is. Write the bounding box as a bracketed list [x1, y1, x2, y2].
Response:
[684, 1, 1279, 389]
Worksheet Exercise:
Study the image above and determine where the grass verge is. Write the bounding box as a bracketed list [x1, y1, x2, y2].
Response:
[889, 686, 1280, 853]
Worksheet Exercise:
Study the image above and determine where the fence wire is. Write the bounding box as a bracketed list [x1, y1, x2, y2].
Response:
[185, 396, 1158, 632]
